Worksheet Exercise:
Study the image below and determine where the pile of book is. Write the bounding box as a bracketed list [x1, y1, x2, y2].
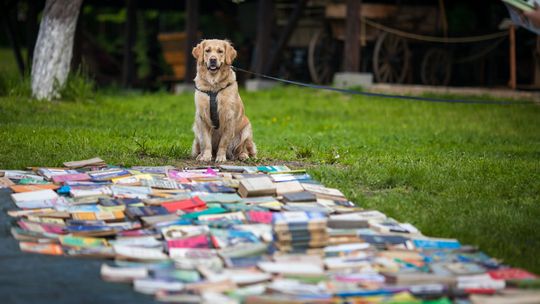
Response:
[1, 157, 539, 303]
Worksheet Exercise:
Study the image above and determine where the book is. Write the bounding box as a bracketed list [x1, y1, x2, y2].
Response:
[382, 272, 457, 285]
[412, 238, 461, 250]
[238, 177, 276, 198]
[100, 263, 148, 283]
[11, 189, 58, 205]
[258, 261, 324, 276]
[169, 248, 223, 270]
[125, 206, 170, 219]
[52, 173, 91, 183]
[282, 191, 317, 202]
[60, 235, 108, 248]
[19, 242, 64, 255]
[488, 268, 538, 280]
[167, 234, 211, 249]
[210, 228, 260, 249]
[275, 180, 304, 195]
[64, 157, 106, 168]
[88, 169, 131, 181]
[302, 183, 346, 201]
[161, 197, 206, 213]
[113, 244, 169, 261]
[133, 278, 184, 295]
[10, 184, 59, 193]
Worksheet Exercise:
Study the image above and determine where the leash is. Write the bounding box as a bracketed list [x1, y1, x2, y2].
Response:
[231, 67, 535, 105]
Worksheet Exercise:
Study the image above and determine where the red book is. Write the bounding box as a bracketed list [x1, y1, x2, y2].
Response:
[488, 268, 538, 280]
[167, 234, 210, 249]
[464, 288, 496, 295]
[161, 197, 206, 213]
[246, 211, 273, 224]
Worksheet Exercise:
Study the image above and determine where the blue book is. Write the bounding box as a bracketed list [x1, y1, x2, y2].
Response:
[413, 238, 461, 250]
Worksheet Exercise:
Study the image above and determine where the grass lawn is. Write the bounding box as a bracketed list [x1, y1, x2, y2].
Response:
[0, 86, 539, 273]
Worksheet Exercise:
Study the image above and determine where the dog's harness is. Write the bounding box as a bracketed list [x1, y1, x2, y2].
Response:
[195, 82, 234, 129]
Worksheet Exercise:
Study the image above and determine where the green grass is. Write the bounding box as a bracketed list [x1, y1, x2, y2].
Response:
[0, 86, 539, 273]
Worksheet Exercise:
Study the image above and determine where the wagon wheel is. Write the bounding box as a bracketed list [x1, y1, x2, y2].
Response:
[421, 48, 453, 86]
[373, 32, 410, 84]
[308, 27, 340, 84]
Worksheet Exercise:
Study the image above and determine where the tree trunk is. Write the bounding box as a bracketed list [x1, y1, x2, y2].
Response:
[31, 0, 83, 100]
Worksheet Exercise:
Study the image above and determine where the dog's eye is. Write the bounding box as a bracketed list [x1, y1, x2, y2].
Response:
[205, 49, 211, 53]
[217, 49, 223, 54]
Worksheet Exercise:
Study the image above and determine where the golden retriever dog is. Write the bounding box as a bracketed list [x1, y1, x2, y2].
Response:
[191, 39, 257, 163]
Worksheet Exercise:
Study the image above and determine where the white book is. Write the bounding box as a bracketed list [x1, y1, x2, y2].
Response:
[221, 269, 273, 285]
[2, 170, 44, 181]
[257, 262, 324, 276]
[12, 189, 58, 202]
[100, 263, 148, 283]
[133, 278, 184, 295]
[11, 190, 68, 210]
[267, 279, 328, 295]
[113, 244, 169, 261]
[330, 210, 387, 221]
[111, 236, 162, 248]
[324, 256, 372, 270]
[324, 243, 371, 253]
[70, 187, 112, 198]
[457, 274, 506, 290]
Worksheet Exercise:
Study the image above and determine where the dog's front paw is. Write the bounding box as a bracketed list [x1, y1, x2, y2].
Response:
[196, 153, 212, 162]
[238, 153, 249, 161]
[215, 154, 227, 163]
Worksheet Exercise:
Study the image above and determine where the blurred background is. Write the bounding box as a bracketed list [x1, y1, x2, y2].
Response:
[0, 0, 538, 94]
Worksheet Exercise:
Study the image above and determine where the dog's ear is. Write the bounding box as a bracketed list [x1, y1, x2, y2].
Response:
[192, 41, 204, 64]
[224, 41, 237, 65]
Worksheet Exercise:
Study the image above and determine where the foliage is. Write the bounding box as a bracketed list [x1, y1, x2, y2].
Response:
[0, 87, 539, 274]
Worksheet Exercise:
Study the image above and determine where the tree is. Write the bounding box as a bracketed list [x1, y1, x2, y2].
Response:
[31, 0, 83, 100]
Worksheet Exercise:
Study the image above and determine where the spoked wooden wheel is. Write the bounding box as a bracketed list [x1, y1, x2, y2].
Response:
[373, 32, 410, 83]
[421, 48, 453, 86]
[308, 27, 340, 84]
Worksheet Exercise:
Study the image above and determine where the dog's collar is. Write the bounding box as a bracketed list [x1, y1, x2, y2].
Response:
[195, 82, 234, 129]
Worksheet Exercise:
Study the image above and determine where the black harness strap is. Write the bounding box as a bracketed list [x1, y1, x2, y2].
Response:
[195, 82, 234, 129]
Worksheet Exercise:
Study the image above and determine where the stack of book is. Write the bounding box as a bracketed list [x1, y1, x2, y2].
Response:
[272, 211, 328, 253]
[1, 157, 538, 303]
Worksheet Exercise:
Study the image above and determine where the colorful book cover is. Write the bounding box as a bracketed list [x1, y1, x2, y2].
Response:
[19, 242, 64, 255]
[198, 211, 246, 223]
[18, 220, 67, 235]
[10, 184, 59, 193]
[181, 207, 227, 220]
[412, 238, 461, 250]
[210, 229, 260, 249]
[52, 173, 91, 183]
[161, 225, 210, 240]
[126, 206, 170, 218]
[488, 268, 538, 280]
[246, 211, 274, 224]
[161, 197, 206, 213]
[167, 234, 211, 249]
[60, 235, 108, 248]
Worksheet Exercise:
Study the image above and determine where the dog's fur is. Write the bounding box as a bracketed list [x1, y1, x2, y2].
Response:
[191, 39, 256, 163]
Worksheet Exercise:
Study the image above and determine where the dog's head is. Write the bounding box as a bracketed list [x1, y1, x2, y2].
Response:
[192, 39, 237, 73]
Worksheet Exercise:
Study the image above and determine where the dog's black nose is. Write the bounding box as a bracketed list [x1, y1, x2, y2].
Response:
[210, 58, 217, 65]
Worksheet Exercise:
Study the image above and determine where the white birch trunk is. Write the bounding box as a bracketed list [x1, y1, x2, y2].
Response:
[31, 0, 83, 100]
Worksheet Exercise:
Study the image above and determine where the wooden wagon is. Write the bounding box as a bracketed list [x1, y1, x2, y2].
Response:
[308, 2, 452, 85]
